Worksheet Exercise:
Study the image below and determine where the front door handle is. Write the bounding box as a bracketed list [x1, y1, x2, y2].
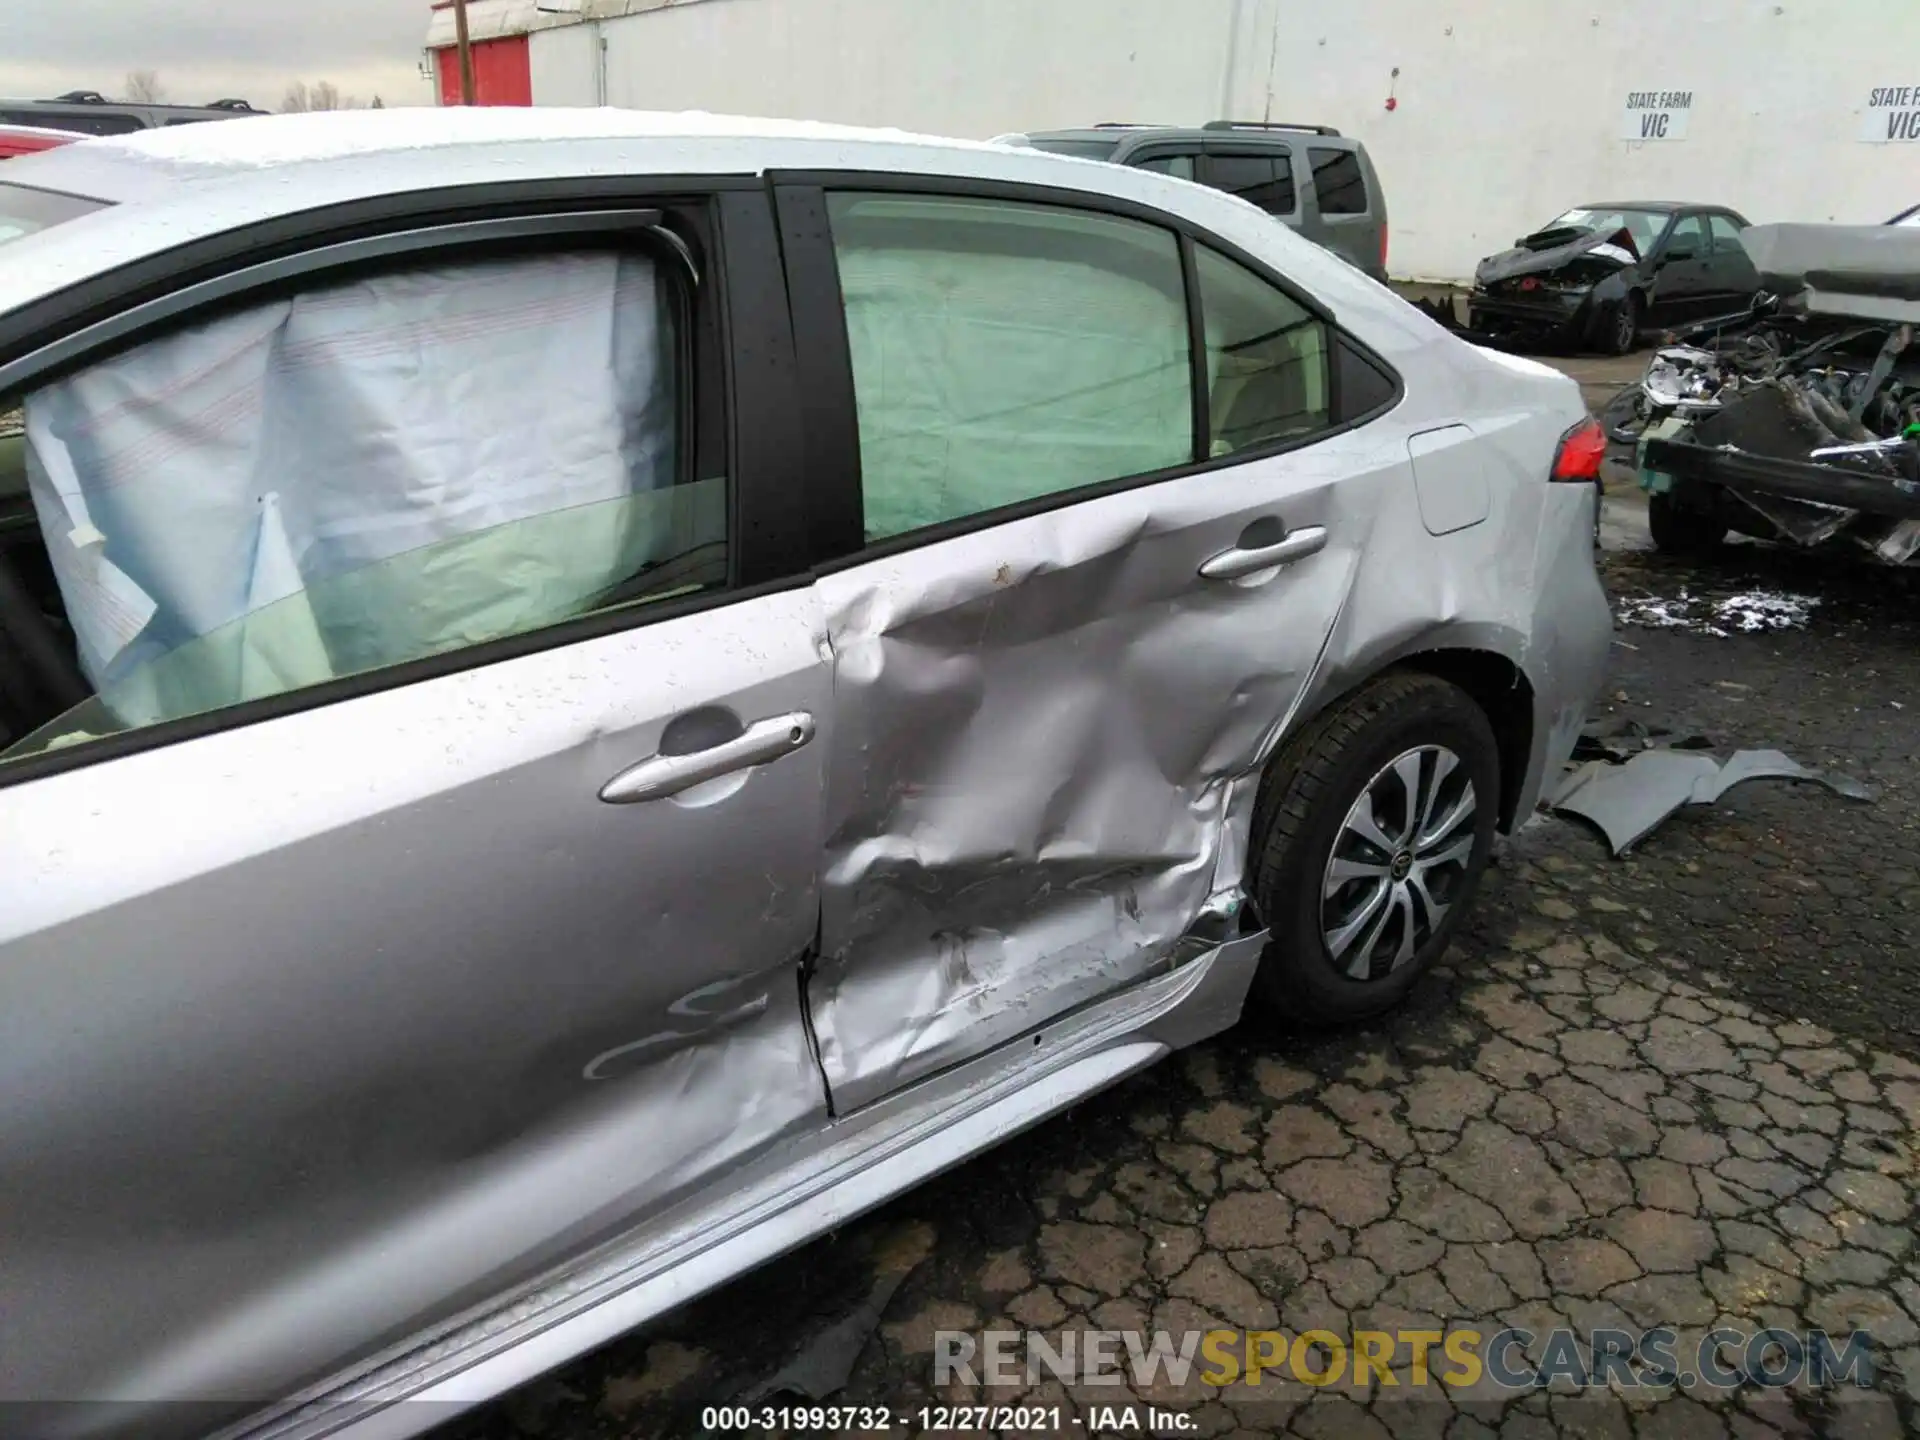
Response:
[1199, 525, 1328, 581]
[599, 711, 816, 805]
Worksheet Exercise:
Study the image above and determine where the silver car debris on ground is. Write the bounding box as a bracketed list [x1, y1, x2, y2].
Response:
[0, 110, 1610, 1440]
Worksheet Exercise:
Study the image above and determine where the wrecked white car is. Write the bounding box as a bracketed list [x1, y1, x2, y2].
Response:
[0, 111, 1610, 1440]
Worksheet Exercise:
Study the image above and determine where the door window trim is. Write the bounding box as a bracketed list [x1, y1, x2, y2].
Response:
[767, 169, 1402, 572]
[0, 178, 810, 790]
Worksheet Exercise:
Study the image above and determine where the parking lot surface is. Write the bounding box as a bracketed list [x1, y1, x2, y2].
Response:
[448, 351, 1920, 1440]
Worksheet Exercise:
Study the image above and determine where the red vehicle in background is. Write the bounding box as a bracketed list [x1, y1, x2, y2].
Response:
[0, 125, 79, 159]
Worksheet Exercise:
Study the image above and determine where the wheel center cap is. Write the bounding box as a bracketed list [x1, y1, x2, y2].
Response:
[1390, 849, 1414, 881]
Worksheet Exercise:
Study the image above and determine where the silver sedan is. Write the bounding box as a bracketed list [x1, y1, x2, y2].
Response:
[0, 108, 1611, 1440]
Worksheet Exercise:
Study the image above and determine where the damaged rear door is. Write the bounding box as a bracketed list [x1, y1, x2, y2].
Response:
[772, 177, 1386, 1110]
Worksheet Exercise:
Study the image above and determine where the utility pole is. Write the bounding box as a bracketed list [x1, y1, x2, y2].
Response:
[453, 0, 477, 105]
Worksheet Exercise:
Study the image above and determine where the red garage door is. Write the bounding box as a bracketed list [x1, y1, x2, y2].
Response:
[435, 34, 532, 106]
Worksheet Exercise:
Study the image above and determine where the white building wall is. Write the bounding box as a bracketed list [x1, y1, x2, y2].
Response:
[527, 0, 1920, 283]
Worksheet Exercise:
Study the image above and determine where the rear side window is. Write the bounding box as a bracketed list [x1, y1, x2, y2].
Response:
[1201, 152, 1297, 216]
[1308, 148, 1368, 215]
[1, 243, 717, 764]
[1708, 214, 1747, 254]
[825, 192, 1192, 542]
[1195, 246, 1331, 454]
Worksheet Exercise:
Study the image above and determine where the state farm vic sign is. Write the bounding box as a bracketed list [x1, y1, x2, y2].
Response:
[1861, 87, 1920, 142]
[1620, 90, 1692, 142]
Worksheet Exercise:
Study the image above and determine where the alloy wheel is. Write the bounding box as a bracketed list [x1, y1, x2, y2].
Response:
[1320, 744, 1478, 982]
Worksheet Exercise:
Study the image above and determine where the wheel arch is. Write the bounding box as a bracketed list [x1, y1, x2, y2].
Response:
[1282, 646, 1537, 835]
[1395, 648, 1535, 832]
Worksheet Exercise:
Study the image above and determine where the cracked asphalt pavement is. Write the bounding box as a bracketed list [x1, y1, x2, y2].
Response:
[445, 352, 1920, 1440]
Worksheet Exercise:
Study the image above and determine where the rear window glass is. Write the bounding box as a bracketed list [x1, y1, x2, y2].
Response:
[0, 183, 109, 248]
[1309, 148, 1368, 215]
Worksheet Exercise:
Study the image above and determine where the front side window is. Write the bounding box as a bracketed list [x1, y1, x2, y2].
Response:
[1664, 214, 1708, 256]
[1, 243, 718, 762]
[1201, 152, 1297, 216]
[1308, 148, 1368, 215]
[826, 192, 1192, 542]
[1196, 246, 1331, 455]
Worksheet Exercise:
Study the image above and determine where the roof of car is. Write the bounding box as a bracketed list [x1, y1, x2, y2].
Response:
[7, 106, 1016, 196]
[0, 107, 1391, 327]
[1577, 201, 1697, 213]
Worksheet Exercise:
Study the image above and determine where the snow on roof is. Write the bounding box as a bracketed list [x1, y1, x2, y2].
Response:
[23, 106, 1003, 190]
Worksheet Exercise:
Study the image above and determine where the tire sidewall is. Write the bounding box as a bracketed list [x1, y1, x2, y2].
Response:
[1259, 687, 1501, 1021]
[1611, 295, 1640, 355]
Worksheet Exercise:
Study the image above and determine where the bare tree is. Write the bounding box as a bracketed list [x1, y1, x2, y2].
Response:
[123, 69, 166, 103]
[371, 95, 386, 109]
[281, 79, 365, 112]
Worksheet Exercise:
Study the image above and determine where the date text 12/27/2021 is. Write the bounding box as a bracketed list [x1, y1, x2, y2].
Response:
[699, 1405, 1183, 1432]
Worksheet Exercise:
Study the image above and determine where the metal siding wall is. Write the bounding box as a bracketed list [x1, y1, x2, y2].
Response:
[524, 0, 1920, 282]
[531, 0, 1237, 138]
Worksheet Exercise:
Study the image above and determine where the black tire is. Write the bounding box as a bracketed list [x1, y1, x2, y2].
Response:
[1247, 672, 1501, 1026]
[1600, 293, 1641, 356]
[1648, 489, 1728, 554]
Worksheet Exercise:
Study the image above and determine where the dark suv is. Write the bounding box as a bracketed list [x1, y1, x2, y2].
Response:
[1008, 120, 1390, 283]
[0, 91, 266, 137]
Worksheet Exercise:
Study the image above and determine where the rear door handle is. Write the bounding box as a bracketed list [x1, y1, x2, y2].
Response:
[599, 711, 816, 805]
[1199, 525, 1328, 581]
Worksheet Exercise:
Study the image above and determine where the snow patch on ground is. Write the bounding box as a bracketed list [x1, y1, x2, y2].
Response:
[1616, 587, 1821, 637]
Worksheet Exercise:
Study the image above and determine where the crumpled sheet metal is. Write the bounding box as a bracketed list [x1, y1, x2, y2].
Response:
[807, 386, 1609, 1113]
[1549, 747, 1873, 856]
[808, 468, 1364, 1113]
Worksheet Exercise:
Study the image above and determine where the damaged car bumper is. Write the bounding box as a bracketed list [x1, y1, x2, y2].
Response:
[1467, 287, 1626, 348]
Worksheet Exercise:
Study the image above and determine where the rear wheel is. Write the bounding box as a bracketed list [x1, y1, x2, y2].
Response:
[1648, 489, 1728, 554]
[1247, 672, 1500, 1026]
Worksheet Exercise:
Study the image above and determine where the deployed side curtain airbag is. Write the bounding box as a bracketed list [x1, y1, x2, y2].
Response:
[828, 195, 1192, 541]
[22, 249, 680, 730]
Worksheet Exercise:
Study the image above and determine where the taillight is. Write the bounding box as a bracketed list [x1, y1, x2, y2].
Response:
[1551, 417, 1608, 482]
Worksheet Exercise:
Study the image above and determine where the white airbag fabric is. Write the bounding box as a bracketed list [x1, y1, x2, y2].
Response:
[23, 250, 680, 728]
[831, 196, 1191, 541]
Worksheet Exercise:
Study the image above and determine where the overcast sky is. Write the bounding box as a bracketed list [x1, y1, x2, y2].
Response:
[0, 0, 436, 111]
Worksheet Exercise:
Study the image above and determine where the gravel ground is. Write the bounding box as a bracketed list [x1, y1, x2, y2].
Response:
[438, 364, 1920, 1440]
